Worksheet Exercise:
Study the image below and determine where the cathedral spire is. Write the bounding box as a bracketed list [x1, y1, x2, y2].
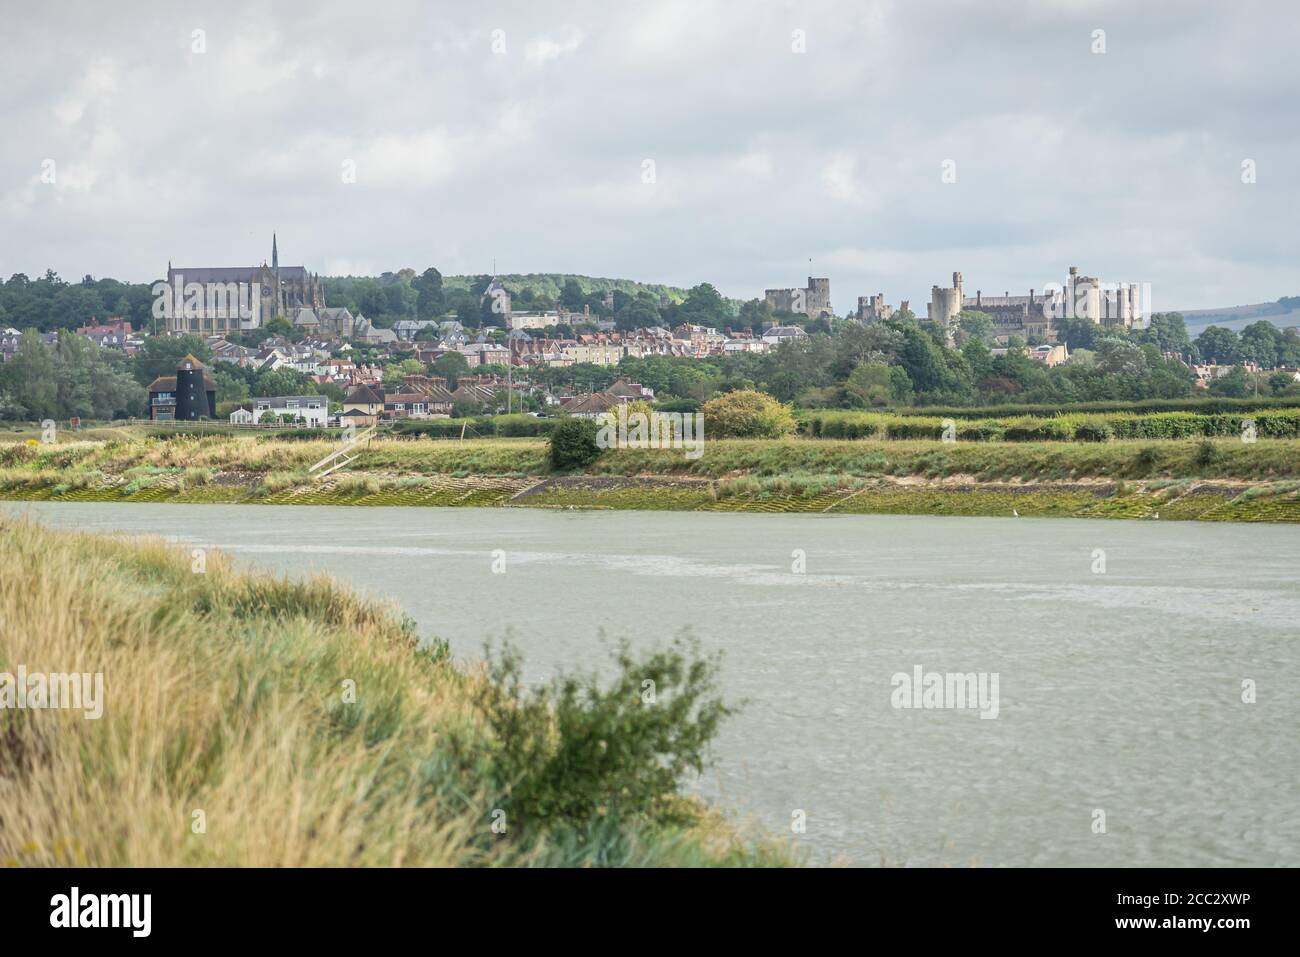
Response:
[272, 232, 279, 271]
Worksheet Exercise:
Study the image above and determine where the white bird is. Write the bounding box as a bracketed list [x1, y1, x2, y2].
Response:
[1012, 508, 1019, 517]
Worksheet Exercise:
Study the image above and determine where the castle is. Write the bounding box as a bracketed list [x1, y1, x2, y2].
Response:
[926, 266, 1147, 342]
[163, 235, 327, 335]
[856, 292, 903, 323]
[765, 277, 834, 319]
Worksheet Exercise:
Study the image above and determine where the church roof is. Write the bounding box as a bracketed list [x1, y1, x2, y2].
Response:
[167, 265, 313, 283]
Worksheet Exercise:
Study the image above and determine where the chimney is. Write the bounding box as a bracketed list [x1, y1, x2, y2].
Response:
[976, 290, 982, 307]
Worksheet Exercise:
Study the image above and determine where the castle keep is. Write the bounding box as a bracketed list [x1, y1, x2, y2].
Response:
[765, 277, 834, 319]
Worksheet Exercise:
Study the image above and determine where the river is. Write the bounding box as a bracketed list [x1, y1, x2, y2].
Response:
[5, 501, 1298, 867]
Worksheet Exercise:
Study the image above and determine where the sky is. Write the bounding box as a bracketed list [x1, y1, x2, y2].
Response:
[1, 0, 1297, 311]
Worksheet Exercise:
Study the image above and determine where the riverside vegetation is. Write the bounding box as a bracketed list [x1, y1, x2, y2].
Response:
[0, 518, 790, 866]
[2, 425, 1300, 521]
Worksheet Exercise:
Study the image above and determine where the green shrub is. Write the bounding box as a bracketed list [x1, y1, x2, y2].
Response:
[394, 417, 494, 439]
[1135, 446, 1161, 472]
[700, 390, 796, 439]
[1255, 411, 1300, 439]
[885, 421, 944, 440]
[1073, 419, 1114, 442]
[1003, 419, 1072, 442]
[548, 418, 602, 470]
[956, 424, 1002, 441]
[493, 414, 554, 438]
[469, 638, 732, 837]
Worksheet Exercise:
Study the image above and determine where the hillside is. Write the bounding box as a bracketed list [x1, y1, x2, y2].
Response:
[442, 273, 689, 304]
[1177, 297, 1300, 332]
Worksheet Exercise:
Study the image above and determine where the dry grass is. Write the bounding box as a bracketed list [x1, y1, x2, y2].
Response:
[0, 519, 783, 867]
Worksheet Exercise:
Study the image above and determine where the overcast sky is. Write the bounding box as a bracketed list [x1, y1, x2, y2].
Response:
[1, 0, 1297, 311]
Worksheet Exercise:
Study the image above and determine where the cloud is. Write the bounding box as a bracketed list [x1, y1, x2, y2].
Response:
[0, 0, 1296, 309]
[525, 27, 584, 65]
[820, 153, 868, 206]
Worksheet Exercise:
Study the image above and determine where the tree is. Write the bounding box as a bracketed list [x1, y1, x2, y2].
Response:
[1268, 371, 1297, 395]
[0, 330, 57, 419]
[548, 418, 601, 470]
[896, 325, 952, 395]
[383, 358, 426, 390]
[737, 298, 773, 332]
[559, 279, 586, 311]
[843, 363, 893, 407]
[699, 389, 795, 438]
[133, 334, 211, 385]
[1194, 326, 1240, 364]
[677, 283, 729, 327]
[1239, 320, 1283, 368]
[1096, 338, 1149, 377]
[1208, 365, 1250, 397]
[413, 267, 444, 320]
[430, 351, 470, 387]
[615, 300, 660, 332]
[956, 311, 994, 344]
[53, 333, 144, 419]
[1140, 313, 1191, 356]
[1056, 315, 1100, 351]
[253, 367, 314, 398]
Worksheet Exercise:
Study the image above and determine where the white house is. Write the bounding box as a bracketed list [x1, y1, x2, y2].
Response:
[238, 395, 329, 427]
[762, 325, 809, 346]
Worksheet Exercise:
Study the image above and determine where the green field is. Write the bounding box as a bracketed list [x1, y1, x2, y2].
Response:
[1, 433, 1299, 521]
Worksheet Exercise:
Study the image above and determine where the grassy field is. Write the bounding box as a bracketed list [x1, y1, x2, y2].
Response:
[2, 433, 1300, 521]
[0, 518, 789, 867]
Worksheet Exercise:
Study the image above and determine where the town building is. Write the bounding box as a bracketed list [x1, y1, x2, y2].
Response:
[163, 235, 326, 335]
[230, 395, 329, 427]
[147, 355, 216, 421]
[762, 325, 809, 346]
[342, 384, 384, 417]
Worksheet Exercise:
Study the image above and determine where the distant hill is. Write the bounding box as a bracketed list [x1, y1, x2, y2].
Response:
[1175, 297, 1300, 333]
[443, 273, 689, 305]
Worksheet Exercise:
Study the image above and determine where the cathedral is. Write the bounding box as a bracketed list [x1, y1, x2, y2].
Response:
[164, 235, 326, 335]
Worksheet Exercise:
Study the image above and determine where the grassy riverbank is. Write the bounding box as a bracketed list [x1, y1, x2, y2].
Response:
[2, 434, 1300, 521]
[0, 519, 787, 867]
